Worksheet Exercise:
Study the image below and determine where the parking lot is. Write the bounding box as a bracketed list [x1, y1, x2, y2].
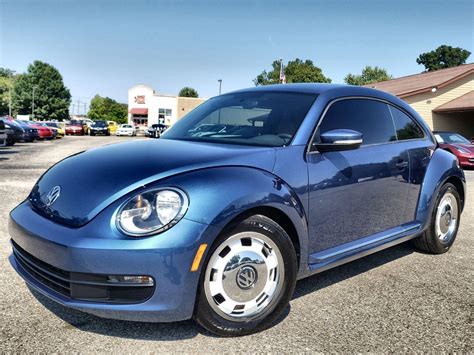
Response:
[0, 136, 472, 352]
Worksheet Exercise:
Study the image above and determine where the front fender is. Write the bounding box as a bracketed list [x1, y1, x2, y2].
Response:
[416, 149, 466, 230]
[162, 166, 309, 276]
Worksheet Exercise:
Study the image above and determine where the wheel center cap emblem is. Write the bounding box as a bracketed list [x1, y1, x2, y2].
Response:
[236, 266, 257, 290]
[45, 185, 61, 207]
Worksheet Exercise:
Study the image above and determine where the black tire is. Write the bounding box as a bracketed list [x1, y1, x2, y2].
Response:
[194, 214, 297, 336]
[414, 183, 461, 254]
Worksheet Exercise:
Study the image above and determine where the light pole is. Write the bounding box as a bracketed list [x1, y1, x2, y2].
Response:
[218, 79, 222, 95]
[31, 86, 37, 120]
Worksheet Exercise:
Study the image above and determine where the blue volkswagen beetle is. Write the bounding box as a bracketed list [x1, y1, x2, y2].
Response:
[9, 84, 465, 336]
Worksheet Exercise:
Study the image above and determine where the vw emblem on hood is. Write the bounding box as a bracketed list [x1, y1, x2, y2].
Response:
[45, 186, 61, 207]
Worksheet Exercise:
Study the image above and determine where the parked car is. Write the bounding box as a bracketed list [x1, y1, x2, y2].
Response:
[89, 120, 110, 136]
[45, 122, 65, 138]
[65, 120, 85, 135]
[14, 120, 40, 142]
[27, 121, 53, 140]
[116, 124, 136, 136]
[8, 84, 466, 336]
[37, 122, 59, 139]
[83, 118, 94, 135]
[0, 118, 24, 146]
[146, 123, 168, 138]
[433, 131, 474, 168]
[107, 121, 119, 134]
[0, 119, 6, 146]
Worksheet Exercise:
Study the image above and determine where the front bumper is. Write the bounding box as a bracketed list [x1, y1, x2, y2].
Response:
[9, 201, 218, 322]
[458, 155, 474, 168]
[90, 129, 109, 135]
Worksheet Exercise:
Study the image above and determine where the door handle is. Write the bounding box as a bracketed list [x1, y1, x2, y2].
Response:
[396, 161, 408, 169]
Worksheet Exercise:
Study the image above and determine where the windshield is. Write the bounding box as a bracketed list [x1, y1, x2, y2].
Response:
[69, 120, 83, 126]
[92, 120, 108, 127]
[435, 132, 470, 144]
[162, 91, 318, 147]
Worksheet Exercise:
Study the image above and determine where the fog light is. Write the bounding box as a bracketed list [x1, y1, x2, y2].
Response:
[107, 275, 154, 285]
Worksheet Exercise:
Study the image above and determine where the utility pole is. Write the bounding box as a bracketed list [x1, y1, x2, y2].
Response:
[218, 79, 222, 95]
[8, 90, 12, 117]
[31, 86, 36, 120]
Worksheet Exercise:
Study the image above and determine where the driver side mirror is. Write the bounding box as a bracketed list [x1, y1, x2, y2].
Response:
[313, 129, 363, 152]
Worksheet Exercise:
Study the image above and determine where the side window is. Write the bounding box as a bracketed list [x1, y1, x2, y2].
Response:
[389, 106, 424, 140]
[319, 99, 396, 145]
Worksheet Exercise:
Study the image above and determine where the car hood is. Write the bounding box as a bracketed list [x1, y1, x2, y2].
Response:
[28, 138, 276, 227]
[455, 143, 474, 153]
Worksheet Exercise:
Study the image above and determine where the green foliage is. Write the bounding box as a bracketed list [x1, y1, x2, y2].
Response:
[88, 94, 128, 124]
[344, 66, 393, 86]
[0, 68, 15, 78]
[179, 87, 199, 98]
[254, 58, 331, 86]
[0, 68, 16, 116]
[12, 61, 71, 120]
[416, 45, 471, 71]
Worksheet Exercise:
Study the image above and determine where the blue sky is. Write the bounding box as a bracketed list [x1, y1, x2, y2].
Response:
[1, 0, 473, 106]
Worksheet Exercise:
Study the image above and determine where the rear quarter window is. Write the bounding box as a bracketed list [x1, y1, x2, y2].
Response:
[388, 106, 424, 140]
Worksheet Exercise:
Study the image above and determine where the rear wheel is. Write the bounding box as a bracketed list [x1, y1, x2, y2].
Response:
[414, 183, 461, 254]
[195, 215, 297, 336]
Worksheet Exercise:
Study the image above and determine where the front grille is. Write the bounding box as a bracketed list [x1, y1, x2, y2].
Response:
[12, 240, 154, 304]
[12, 240, 71, 297]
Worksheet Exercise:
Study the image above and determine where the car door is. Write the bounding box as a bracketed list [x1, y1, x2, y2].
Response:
[388, 104, 433, 223]
[307, 98, 411, 254]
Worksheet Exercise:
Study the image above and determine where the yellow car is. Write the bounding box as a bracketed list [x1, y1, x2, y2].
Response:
[45, 122, 65, 138]
[107, 121, 119, 134]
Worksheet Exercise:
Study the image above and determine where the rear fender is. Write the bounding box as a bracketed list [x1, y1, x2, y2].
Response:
[416, 149, 466, 230]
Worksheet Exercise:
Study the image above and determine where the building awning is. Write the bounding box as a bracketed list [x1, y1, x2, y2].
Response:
[129, 108, 148, 115]
[433, 90, 474, 113]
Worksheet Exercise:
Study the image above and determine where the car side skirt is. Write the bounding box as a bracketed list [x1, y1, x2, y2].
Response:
[306, 222, 421, 275]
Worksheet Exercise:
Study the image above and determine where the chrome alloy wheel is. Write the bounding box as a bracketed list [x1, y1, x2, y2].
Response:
[435, 192, 458, 243]
[204, 232, 285, 321]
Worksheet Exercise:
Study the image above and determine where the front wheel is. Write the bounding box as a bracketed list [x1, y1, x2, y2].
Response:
[414, 183, 461, 254]
[195, 215, 297, 336]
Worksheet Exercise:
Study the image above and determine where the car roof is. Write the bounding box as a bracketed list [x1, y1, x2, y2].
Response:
[225, 83, 410, 105]
[432, 131, 460, 134]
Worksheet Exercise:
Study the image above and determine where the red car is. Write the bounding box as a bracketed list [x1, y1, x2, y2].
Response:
[433, 131, 474, 168]
[65, 120, 85, 135]
[27, 121, 53, 140]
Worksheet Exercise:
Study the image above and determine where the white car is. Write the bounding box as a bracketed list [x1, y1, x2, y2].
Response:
[116, 124, 136, 136]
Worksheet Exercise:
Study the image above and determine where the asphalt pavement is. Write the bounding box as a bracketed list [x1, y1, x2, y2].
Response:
[0, 136, 472, 352]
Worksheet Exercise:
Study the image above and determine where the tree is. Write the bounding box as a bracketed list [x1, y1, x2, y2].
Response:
[88, 94, 128, 123]
[254, 58, 331, 86]
[0, 67, 16, 116]
[179, 87, 199, 98]
[416, 45, 471, 71]
[11, 61, 71, 120]
[344, 66, 393, 86]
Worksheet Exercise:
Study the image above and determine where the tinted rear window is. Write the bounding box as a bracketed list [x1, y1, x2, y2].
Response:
[389, 106, 424, 140]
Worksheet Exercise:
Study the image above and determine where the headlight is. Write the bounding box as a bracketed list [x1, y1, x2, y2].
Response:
[116, 188, 189, 236]
[454, 146, 470, 154]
